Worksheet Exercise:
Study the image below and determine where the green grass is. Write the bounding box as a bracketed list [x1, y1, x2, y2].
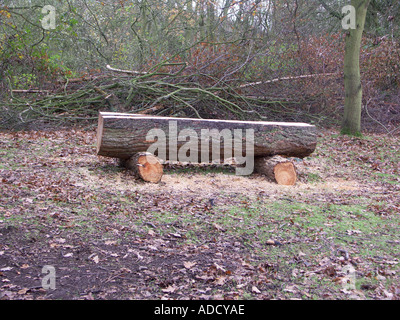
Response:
[210, 198, 400, 268]
[372, 172, 399, 185]
[305, 172, 323, 183]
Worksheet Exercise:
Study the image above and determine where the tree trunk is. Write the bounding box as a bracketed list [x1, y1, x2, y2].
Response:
[254, 156, 297, 185]
[123, 152, 163, 183]
[342, 0, 370, 136]
[96, 112, 317, 163]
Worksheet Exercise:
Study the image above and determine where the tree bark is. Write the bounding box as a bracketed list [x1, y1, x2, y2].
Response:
[254, 156, 297, 185]
[96, 112, 317, 162]
[342, 0, 370, 136]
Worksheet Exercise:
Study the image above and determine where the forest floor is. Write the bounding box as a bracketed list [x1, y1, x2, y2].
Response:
[0, 127, 399, 300]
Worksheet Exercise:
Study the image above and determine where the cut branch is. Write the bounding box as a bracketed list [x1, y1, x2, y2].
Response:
[12, 89, 50, 93]
[239, 73, 339, 89]
[106, 64, 147, 75]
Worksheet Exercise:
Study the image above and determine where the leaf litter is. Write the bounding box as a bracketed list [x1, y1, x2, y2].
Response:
[0, 129, 399, 300]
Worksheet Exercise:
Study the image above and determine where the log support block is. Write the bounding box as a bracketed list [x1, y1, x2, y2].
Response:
[254, 155, 297, 185]
[124, 152, 163, 183]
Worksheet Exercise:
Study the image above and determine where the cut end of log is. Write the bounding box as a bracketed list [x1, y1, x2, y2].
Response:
[254, 155, 297, 186]
[273, 162, 297, 186]
[125, 152, 163, 183]
[96, 114, 104, 155]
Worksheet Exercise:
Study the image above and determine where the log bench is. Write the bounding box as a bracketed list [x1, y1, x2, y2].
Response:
[96, 112, 317, 185]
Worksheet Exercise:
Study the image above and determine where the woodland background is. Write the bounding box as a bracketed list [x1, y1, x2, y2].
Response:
[0, 0, 399, 133]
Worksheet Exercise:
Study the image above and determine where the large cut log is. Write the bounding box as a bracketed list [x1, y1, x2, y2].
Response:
[254, 156, 297, 185]
[96, 112, 317, 163]
[123, 152, 163, 183]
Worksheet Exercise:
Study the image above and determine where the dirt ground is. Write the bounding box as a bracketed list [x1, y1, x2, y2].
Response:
[1, 128, 400, 300]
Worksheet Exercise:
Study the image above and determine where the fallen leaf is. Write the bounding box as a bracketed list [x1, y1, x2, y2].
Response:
[384, 260, 399, 265]
[383, 289, 394, 300]
[376, 274, 386, 281]
[0, 267, 13, 271]
[82, 292, 94, 300]
[284, 285, 298, 293]
[298, 251, 306, 257]
[213, 224, 225, 232]
[183, 261, 197, 269]
[252, 286, 261, 294]
[214, 263, 226, 273]
[18, 288, 29, 295]
[170, 233, 181, 238]
[135, 251, 144, 260]
[195, 274, 214, 281]
[142, 290, 152, 297]
[346, 229, 362, 235]
[214, 276, 226, 286]
[266, 239, 282, 245]
[333, 276, 345, 284]
[162, 285, 177, 293]
[241, 260, 253, 269]
[324, 266, 337, 277]
[383, 270, 396, 276]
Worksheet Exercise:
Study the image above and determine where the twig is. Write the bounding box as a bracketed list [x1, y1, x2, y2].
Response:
[364, 98, 393, 137]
